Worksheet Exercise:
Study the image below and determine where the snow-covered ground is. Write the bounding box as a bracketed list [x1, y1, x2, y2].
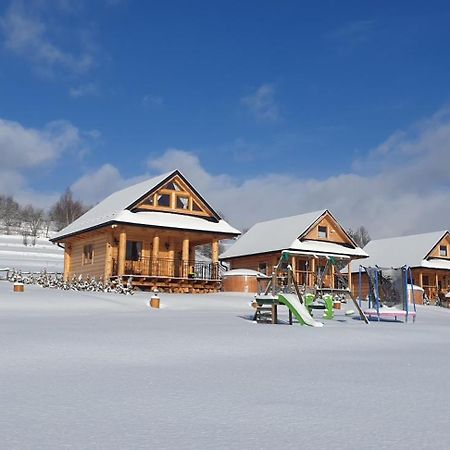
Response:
[0, 234, 63, 273]
[1, 282, 450, 449]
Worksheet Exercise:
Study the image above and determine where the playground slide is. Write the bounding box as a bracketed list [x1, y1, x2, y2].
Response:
[278, 293, 324, 327]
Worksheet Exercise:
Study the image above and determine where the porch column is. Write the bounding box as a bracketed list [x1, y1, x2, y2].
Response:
[212, 240, 219, 280]
[211, 240, 219, 263]
[104, 234, 113, 280]
[347, 261, 352, 293]
[309, 257, 316, 287]
[182, 237, 190, 277]
[63, 243, 71, 281]
[419, 272, 423, 288]
[168, 239, 175, 276]
[331, 263, 335, 289]
[291, 256, 297, 284]
[152, 235, 160, 275]
[435, 272, 439, 293]
[118, 229, 127, 276]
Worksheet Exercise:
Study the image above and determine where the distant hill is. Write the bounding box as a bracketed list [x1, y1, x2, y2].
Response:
[0, 234, 63, 273]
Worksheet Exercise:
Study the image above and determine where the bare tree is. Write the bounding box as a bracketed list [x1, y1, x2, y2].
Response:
[21, 205, 44, 244]
[49, 189, 89, 231]
[0, 196, 20, 234]
[348, 225, 371, 248]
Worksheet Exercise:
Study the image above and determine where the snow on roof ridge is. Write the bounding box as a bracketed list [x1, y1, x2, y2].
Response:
[365, 229, 448, 246]
[220, 209, 332, 260]
[52, 170, 240, 241]
[248, 209, 327, 228]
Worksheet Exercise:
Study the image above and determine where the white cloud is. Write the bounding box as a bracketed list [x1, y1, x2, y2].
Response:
[0, 118, 83, 169]
[0, 116, 91, 208]
[0, 0, 95, 75]
[70, 164, 148, 206]
[144, 110, 450, 237]
[241, 84, 279, 122]
[142, 94, 163, 108]
[69, 83, 98, 98]
[329, 20, 375, 43]
[47, 107, 450, 239]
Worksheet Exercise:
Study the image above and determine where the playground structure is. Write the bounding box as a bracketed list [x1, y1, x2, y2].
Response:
[252, 250, 369, 326]
[358, 266, 417, 322]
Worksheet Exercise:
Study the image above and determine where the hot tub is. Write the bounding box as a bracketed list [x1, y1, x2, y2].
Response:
[222, 269, 270, 293]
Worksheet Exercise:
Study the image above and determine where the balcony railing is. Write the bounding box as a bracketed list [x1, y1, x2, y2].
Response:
[112, 257, 221, 281]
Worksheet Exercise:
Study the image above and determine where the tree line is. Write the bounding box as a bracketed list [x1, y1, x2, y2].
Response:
[0, 190, 90, 243]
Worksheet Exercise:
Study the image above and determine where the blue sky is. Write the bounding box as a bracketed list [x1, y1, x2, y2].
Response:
[1, 0, 450, 236]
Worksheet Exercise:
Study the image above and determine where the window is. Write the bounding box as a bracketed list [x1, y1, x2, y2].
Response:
[176, 195, 189, 210]
[144, 195, 155, 206]
[439, 245, 448, 257]
[192, 200, 202, 212]
[156, 193, 171, 207]
[422, 275, 429, 286]
[258, 262, 268, 274]
[126, 241, 142, 261]
[163, 181, 182, 191]
[318, 225, 328, 239]
[83, 244, 94, 265]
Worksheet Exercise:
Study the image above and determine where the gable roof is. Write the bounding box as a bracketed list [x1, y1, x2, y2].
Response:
[220, 209, 367, 260]
[51, 170, 240, 241]
[353, 230, 449, 271]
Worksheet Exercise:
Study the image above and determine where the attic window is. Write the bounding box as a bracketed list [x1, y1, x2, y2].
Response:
[176, 195, 189, 210]
[318, 226, 328, 239]
[192, 200, 202, 212]
[144, 195, 154, 205]
[157, 193, 170, 207]
[440, 245, 448, 257]
[163, 181, 182, 191]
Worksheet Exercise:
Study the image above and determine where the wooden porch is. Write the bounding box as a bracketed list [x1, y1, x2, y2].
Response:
[112, 257, 222, 292]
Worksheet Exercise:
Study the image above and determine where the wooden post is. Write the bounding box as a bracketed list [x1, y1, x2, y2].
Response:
[331, 263, 335, 289]
[310, 257, 316, 287]
[104, 234, 113, 280]
[211, 240, 219, 263]
[63, 243, 71, 281]
[419, 272, 423, 288]
[152, 235, 160, 276]
[182, 237, 189, 277]
[168, 239, 175, 276]
[291, 256, 297, 284]
[212, 239, 219, 280]
[435, 272, 439, 294]
[118, 229, 127, 276]
[348, 261, 352, 293]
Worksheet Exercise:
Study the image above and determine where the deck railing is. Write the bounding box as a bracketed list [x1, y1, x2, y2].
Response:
[112, 257, 220, 281]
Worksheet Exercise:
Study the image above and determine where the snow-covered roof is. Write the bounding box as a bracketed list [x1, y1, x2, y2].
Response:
[115, 210, 239, 234]
[51, 170, 240, 241]
[220, 210, 366, 260]
[351, 230, 449, 272]
[222, 269, 270, 278]
[420, 258, 450, 270]
[290, 239, 368, 258]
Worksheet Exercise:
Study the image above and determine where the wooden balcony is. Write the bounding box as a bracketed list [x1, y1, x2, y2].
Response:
[112, 257, 222, 292]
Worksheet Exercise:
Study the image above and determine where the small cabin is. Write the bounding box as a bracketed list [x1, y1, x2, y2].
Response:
[51, 170, 240, 292]
[351, 230, 450, 304]
[220, 209, 368, 291]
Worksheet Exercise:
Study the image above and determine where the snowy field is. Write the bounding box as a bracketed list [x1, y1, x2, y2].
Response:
[1, 282, 450, 449]
[0, 234, 63, 274]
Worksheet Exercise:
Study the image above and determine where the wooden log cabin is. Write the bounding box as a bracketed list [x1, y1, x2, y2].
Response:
[220, 210, 368, 292]
[50, 170, 240, 292]
[349, 230, 450, 304]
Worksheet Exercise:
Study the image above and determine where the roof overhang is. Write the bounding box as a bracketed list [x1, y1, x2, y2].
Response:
[282, 249, 350, 260]
[420, 259, 450, 271]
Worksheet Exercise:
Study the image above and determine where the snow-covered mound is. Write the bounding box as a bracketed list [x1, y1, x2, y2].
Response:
[0, 234, 63, 273]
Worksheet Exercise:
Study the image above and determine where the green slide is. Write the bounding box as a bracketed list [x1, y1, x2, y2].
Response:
[278, 293, 324, 327]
